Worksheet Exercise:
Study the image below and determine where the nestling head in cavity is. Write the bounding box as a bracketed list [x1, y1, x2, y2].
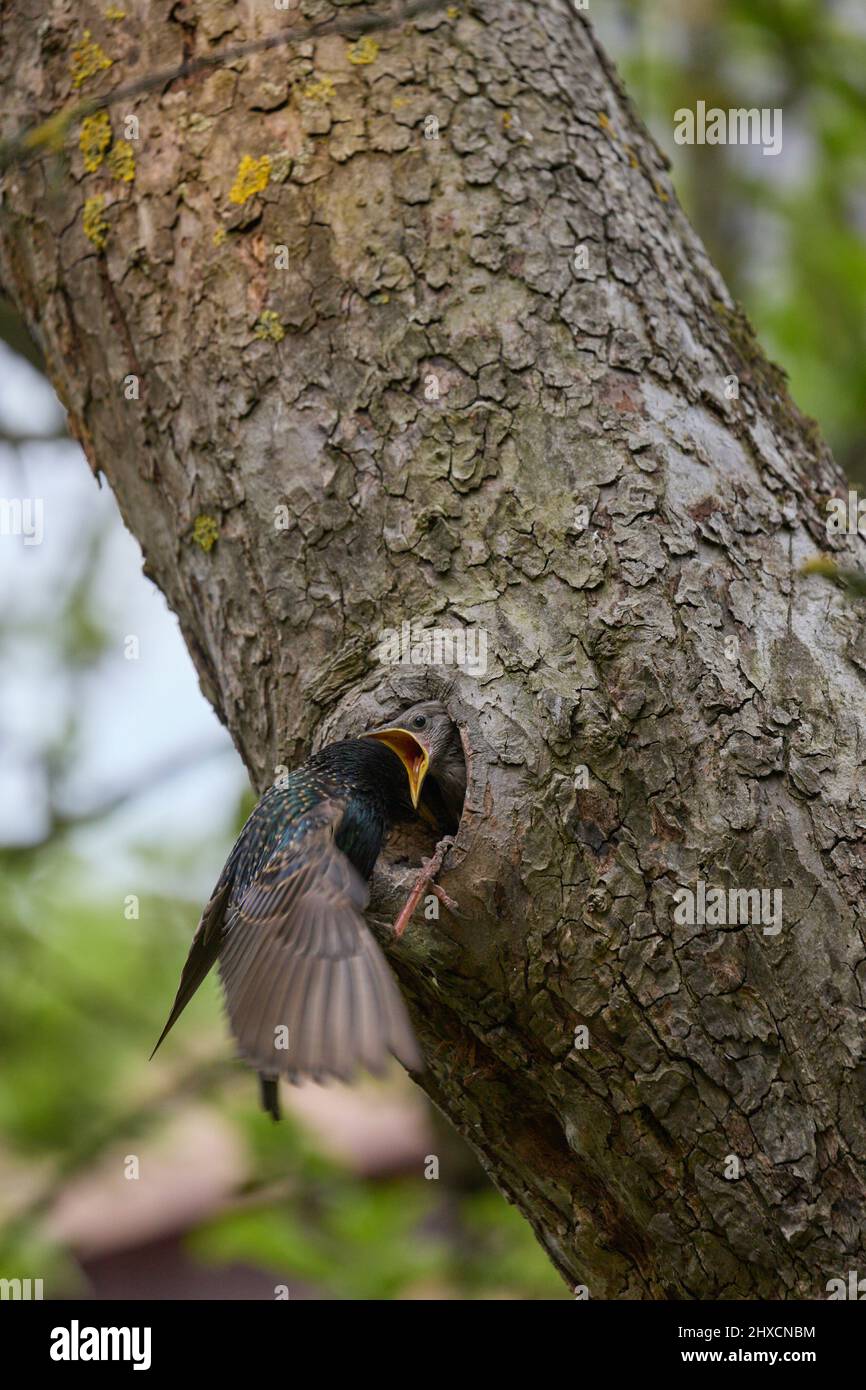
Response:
[364, 699, 467, 830]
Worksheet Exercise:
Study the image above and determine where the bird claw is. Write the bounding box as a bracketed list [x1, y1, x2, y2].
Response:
[430, 881, 461, 915]
[392, 837, 456, 938]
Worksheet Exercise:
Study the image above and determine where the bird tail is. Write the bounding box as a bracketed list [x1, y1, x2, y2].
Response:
[259, 1073, 281, 1121]
[150, 879, 232, 1059]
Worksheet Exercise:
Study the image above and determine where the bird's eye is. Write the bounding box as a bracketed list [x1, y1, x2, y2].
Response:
[412, 714, 426, 729]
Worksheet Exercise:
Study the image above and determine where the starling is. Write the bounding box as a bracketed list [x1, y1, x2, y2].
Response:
[152, 725, 445, 1118]
[371, 700, 467, 835]
[365, 700, 467, 937]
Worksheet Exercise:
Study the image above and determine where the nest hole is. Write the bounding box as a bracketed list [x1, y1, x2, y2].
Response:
[381, 741, 469, 872]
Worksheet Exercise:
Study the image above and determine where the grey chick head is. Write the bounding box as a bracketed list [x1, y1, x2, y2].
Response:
[367, 699, 466, 831]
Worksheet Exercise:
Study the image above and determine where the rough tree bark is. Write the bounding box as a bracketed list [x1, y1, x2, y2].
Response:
[3, 0, 866, 1299]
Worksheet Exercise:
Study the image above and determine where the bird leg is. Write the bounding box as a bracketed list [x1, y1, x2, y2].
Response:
[430, 882, 460, 914]
[392, 836, 455, 938]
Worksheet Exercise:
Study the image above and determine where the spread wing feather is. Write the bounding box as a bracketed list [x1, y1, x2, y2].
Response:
[218, 802, 421, 1082]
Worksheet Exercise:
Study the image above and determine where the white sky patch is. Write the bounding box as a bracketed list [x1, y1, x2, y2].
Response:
[0, 349, 245, 876]
[0, 341, 65, 436]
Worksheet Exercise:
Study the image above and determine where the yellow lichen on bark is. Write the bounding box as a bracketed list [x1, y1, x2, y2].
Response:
[347, 37, 379, 65]
[70, 31, 113, 88]
[192, 515, 220, 552]
[83, 195, 108, 249]
[303, 77, 336, 102]
[79, 111, 112, 171]
[229, 155, 271, 204]
[254, 311, 284, 342]
[108, 139, 135, 181]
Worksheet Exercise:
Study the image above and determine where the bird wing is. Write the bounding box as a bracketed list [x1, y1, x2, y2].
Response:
[150, 877, 234, 1058]
[217, 801, 422, 1082]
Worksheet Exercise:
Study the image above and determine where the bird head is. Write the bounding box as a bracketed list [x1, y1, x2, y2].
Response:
[362, 722, 431, 809]
[364, 701, 463, 812]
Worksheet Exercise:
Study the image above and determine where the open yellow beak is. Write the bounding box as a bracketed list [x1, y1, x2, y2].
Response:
[364, 727, 430, 809]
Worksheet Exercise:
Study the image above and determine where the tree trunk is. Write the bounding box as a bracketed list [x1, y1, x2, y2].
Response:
[3, 0, 866, 1299]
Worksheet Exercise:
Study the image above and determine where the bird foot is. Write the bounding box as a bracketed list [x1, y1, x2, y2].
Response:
[392, 837, 456, 938]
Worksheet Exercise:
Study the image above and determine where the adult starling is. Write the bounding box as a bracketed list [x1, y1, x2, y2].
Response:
[152, 705, 464, 1118]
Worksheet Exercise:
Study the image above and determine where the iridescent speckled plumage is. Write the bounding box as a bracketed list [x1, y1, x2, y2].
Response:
[152, 736, 429, 1117]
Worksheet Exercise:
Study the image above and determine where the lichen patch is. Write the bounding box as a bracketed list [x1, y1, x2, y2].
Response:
[229, 154, 271, 205]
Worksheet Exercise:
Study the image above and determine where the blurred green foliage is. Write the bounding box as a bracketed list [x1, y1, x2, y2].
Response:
[0, 841, 564, 1299]
[193, 1163, 560, 1300]
[615, 0, 866, 479]
[0, 856, 201, 1151]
